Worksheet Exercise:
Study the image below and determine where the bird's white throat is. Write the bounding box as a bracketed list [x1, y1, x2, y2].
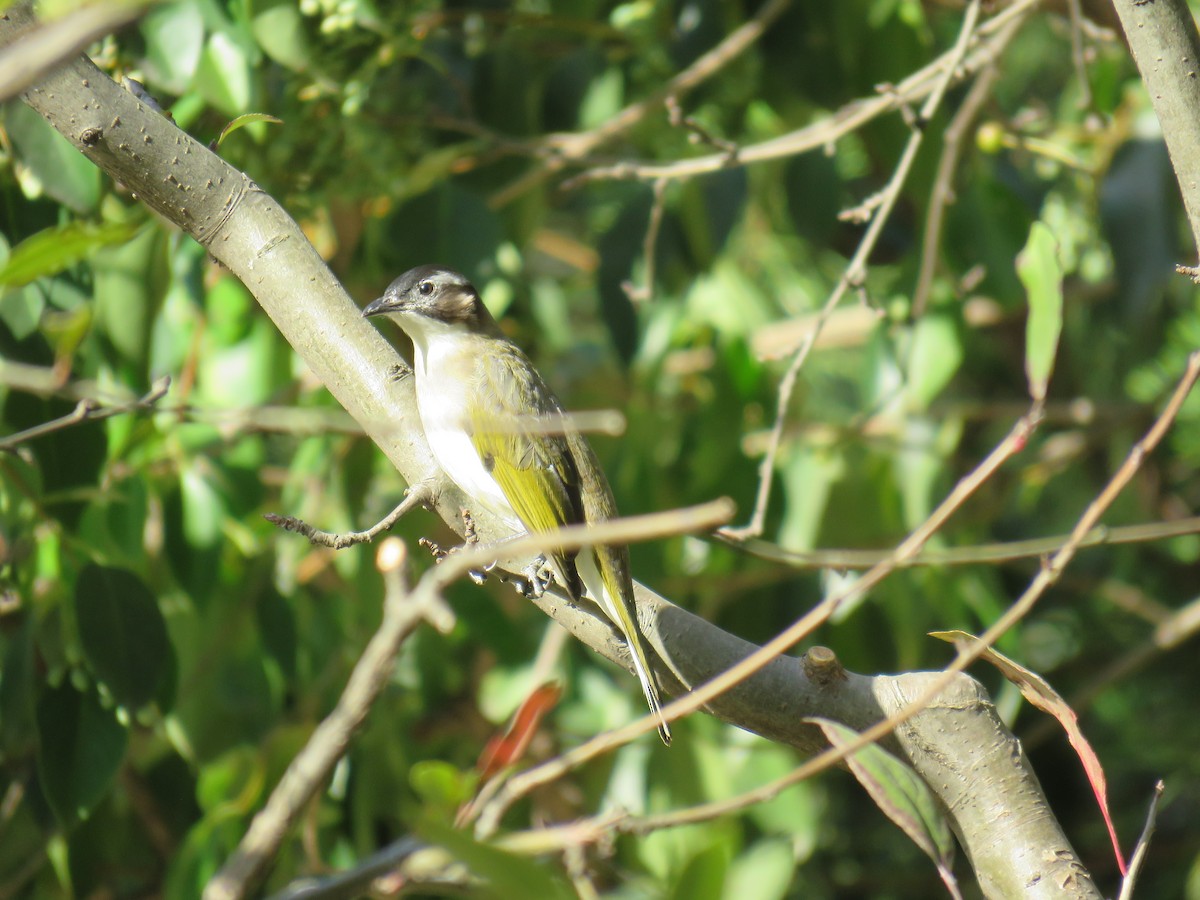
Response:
[408, 324, 523, 534]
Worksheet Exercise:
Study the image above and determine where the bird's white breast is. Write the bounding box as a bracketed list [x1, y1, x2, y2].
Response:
[411, 330, 523, 533]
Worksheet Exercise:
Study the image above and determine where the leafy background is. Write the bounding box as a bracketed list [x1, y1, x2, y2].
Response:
[2, 0, 1199, 896]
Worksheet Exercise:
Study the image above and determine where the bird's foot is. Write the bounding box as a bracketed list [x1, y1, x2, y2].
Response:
[417, 536, 493, 586]
[516, 555, 555, 599]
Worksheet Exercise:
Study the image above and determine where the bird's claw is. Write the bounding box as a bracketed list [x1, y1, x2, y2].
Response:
[517, 555, 555, 599]
[419, 537, 493, 585]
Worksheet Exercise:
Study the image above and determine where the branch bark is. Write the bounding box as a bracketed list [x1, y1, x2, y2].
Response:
[1111, 0, 1200, 253]
[0, 5, 1098, 897]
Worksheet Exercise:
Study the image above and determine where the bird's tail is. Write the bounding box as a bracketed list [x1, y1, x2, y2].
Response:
[578, 549, 672, 745]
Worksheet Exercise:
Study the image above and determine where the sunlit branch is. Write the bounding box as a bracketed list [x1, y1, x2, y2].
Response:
[471, 397, 1040, 838]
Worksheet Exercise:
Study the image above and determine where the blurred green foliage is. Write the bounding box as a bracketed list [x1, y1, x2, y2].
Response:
[2, 0, 1199, 897]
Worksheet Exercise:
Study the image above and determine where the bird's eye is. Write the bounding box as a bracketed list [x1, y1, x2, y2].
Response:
[418, 280, 434, 295]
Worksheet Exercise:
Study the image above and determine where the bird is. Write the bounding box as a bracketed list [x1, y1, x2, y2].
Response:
[361, 264, 672, 745]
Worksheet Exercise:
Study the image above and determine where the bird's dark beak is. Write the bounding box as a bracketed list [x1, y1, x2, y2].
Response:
[361, 295, 391, 318]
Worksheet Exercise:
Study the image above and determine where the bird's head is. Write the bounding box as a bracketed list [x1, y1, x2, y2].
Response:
[362, 265, 498, 341]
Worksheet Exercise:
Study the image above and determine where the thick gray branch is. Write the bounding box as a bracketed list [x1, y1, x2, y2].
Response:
[0, 5, 1097, 897]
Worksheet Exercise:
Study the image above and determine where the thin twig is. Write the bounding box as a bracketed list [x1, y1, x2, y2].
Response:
[1065, 0, 1093, 109]
[0, 376, 171, 451]
[488, 0, 792, 207]
[566, 0, 1041, 188]
[436, 498, 735, 586]
[265, 484, 433, 549]
[1116, 780, 1165, 900]
[721, 0, 989, 541]
[665, 95, 740, 158]
[911, 44, 1004, 318]
[266, 837, 426, 900]
[621, 178, 669, 304]
[733, 515, 1200, 569]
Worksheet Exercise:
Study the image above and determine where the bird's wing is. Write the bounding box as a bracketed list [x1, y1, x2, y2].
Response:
[471, 345, 670, 743]
[469, 345, 584, 594]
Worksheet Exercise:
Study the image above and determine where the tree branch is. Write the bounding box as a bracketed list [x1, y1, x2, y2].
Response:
[0, 6, 1105, 898]
[1110, 0, 1200, 252]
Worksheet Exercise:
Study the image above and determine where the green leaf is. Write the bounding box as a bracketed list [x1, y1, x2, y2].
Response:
[1016, 221, 1063, 403]
[418, 819, 573, 900]
[35, 682, 129, 828]
[180, 465, 226, 548]
[670, 842, 729, 900]
[810, 718, 957, 887]
[92, 224, 171, 371]
[4, 102, 100, 213]
[0, 221, 140, 288]
[216, 113, 283, 148]
[74, 564, 173, 711]
[0, 283, 46, 339]
[410, 760, 473, 815]
[723, 839, 796, 900]
[0, 618, 37, 759]
[195, 31, 253, 116]
[251, 0, 311, 72]
[140, 0, 206, 93]
[905, 311, 962, 411]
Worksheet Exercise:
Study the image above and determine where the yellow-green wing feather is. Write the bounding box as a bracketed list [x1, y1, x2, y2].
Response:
[470, 343, 671, 744]
[468, 345, 583, 597]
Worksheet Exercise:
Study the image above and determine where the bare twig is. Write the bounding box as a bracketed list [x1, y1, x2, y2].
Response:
[488, 0, 792, 207]
[1064, 0, 1093, 110]
[621, 178, 669, 304]
[267, 837, 426, 900]
[1117, 781, 1165, 900]
[734, 516, 1200, 570]
[0, 376, 171, 451]
[437, 498, 735, 586]
[567, 0, 1041, 187]
[665, 96, 739, 158]
[265, 484, 433, 549]
[721, 0, 990, 541]
[912, 45, 1004, 317]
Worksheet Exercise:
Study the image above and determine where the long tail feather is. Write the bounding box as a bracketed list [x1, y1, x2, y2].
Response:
[577, 551, 672, 745]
